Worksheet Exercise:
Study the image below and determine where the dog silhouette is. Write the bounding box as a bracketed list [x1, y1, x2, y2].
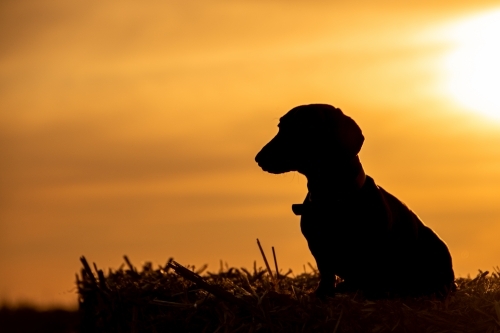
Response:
[255, 104, 455, 298]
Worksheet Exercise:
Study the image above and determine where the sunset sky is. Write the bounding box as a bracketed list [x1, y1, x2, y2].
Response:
[1, 0, 500, 309]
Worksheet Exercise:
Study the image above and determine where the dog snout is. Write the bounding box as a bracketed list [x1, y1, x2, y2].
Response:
[255, 150, 265, 168]
[255, 141, 274, 170]
[256, 133, 299, 174]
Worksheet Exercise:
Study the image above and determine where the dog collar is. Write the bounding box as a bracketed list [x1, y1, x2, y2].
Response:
[291, 168, 366, 216]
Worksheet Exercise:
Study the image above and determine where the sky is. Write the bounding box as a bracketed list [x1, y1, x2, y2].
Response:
[1, 0, 500, 309]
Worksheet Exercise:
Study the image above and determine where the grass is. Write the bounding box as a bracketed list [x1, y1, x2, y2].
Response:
[78, 248, 500, 333]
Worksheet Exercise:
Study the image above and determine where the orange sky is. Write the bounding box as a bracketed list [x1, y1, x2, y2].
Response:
[1, 0, 500, 309]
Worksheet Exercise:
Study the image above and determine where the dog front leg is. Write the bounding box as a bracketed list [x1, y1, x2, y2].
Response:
[315, 271, 336, 298]
[313, 253, 337, 298]
[300, 206, 338, 298]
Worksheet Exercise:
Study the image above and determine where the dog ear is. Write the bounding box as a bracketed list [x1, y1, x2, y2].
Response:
[284, 104, 364, 157]
[335, 115, 364, 157]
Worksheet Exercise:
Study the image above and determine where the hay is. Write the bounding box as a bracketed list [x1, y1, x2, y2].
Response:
[78, 256, 500, 333]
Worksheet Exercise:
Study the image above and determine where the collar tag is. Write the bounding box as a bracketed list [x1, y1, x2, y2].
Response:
[292, 204, 304, 216]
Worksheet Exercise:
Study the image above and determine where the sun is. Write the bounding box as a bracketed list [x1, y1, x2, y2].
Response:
[441, 9, 500, 120]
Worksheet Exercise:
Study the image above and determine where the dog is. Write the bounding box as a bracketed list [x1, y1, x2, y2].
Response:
[255, 104, 455, 298]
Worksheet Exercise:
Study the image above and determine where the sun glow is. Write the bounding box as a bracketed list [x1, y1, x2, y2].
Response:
[442, 9, 500, 120]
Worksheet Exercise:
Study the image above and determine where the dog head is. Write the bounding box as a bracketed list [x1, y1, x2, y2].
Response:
[255, 104, 364, 175]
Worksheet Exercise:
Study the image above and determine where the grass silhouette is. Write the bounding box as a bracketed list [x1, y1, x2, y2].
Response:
[78, 252, 500, 333]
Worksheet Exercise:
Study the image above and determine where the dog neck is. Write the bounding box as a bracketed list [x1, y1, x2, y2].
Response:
[304, 155, 366, 201]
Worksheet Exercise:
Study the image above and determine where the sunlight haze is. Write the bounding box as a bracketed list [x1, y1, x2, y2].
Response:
[439, 9, 500, 119]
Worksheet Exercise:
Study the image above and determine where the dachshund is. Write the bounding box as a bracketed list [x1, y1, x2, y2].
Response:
[255, 104, 456, 298]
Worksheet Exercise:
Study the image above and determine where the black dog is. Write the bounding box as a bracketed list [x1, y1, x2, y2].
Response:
[255, 104, 455, 298]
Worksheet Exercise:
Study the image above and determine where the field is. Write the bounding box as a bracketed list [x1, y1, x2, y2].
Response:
[0, 305, 78, 333]
[78, 253, 500, 333]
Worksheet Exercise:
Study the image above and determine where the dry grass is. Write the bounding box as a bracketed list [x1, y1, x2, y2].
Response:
[78, 253, 500, 333]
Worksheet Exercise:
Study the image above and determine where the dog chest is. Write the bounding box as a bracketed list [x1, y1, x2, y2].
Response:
[298, 198, 386, 250]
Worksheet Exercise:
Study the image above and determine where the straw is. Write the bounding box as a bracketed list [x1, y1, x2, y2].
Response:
[77, 256, 500, 333]
[272, 246, 280, 280]
[256, 238, 274, 283]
